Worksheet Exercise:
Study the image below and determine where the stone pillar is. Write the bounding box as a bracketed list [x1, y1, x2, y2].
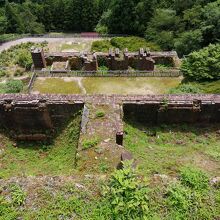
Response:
[31, 47, 46, 69]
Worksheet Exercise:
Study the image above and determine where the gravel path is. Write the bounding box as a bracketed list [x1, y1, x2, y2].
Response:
[0, 37, 101, 53]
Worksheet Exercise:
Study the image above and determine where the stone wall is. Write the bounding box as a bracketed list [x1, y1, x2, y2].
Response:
[123, 97, 220, 124]
[32, 48, 180, 71]
[0, 94, 219, 140]
[0, 96, 83, 140]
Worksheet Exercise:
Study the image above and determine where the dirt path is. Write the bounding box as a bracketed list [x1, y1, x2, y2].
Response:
[0, 37, 101, 53]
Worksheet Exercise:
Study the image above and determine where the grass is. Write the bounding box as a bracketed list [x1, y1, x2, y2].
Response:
[91, 37, 161, 52]
[31, 77, 181, 95]
[124, 121, 220, 176]
[83, 77, 181, 95]
[32, 78, 82, 94]
[0, 113, 81, 178]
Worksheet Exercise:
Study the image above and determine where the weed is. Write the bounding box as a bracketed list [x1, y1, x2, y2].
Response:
[103, 160, 150, 219]
[82, 138, 99, 150]
[10, 184, 26, 206]
[99, 162, 109, 173]
[96, 110, 105, 118]
[180, 167, 209, 191]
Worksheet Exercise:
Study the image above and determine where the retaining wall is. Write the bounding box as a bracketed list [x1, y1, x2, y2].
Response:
[0, 94, 219, 140]
[0, 96, 83, 140]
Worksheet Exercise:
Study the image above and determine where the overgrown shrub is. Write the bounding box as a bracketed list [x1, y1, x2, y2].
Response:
[4, 79, 23, 93]
[16, 49, 32, 70]
[181, 44, 220, 81]
[169, 83, 202, 94]
[110, 37, 161, 51]
[166, 167, 214, 220]
[103, 160, 150, 219]
[91, 37, 161, 52]
[91, 40, 112, 52]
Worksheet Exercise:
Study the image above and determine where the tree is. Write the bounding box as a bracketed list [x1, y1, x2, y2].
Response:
[201, 0, 220, 45]
[146, 9, 181, 50]
[107, 0, 139, 34]
[20, 1, 45, 34]
[181, 44, 220, 81]
[174, 30, 203, 56]
[5, 1, 24, 33]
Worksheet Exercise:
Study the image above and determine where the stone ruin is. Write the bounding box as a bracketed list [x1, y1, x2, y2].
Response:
[31, 48, 179, 72]
[0, 94, 219, 141]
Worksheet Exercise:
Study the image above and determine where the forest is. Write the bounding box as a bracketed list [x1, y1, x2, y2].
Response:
[0, 0, 219, 56]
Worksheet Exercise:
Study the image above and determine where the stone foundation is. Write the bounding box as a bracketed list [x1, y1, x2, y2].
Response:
[0, 94, 219, 140]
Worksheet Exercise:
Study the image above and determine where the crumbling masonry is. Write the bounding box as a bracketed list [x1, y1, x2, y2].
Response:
[31, 48, 179, 71]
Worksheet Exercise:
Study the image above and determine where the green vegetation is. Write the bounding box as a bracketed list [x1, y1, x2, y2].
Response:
[91, 37, 160, 52]
[103, 160, 149, 219]
[0, 79, 23, 94]
[1, 0, 220, 57]
[169, 83, 202, 94]
[0, 113, 81, 178]
[91, 40, 112, 52]
[0, 159, 219, 219]
[82, 77, 181, 95]
[82, 138, 99, 150]
[0, 42, 47, 77]
[32, 78, 82, 94]
[169, 80, 220, 94]
[10, 184, 26, 206]
[124, 122, 220, 176]
[181, 44, 220, 81]
[96, 110, 105, 118]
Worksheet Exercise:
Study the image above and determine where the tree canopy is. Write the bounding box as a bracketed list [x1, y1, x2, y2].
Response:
[0, 0, 220, 56]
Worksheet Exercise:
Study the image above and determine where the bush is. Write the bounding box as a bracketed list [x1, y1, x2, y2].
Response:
[91, 37, 161, 52]
[110, 36, 161, 51]
[16, 49, 33, 70]
[91, 40, 112, 52]
[169, 83, 202, 94]
[4, 79, 23, 93]
[181, 44, 220, 81]
[103, 160, 150, 219]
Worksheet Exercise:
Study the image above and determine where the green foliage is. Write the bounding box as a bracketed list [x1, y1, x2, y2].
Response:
[91, 40, 112, 52]
[16, 49, 32, 70]
[96, 110, 105, 118]
[110, 37, 160, 51]
[181, 44, 220, 81]
[0, 69, 6, 77]
[82, 138, 99, 150]
[169, 83, 202, 94]
[10, 184, 26, 206]
[166, 167, 214, 220]
[146, 9, 180, 50]
[180, 167, 209, 191]
[174, 30, 203, 56]
[92, 37, 160, 52]
[4, 79, 23, 93]
[103, 160, 150, 219]
[0, 113, 81, 178]
[0, 196, 18, 220]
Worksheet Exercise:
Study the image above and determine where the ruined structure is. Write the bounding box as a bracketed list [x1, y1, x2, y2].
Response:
[0, 94, 219, 141]
[31, 47, 46, 69]
[31, 48, 179, 72]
